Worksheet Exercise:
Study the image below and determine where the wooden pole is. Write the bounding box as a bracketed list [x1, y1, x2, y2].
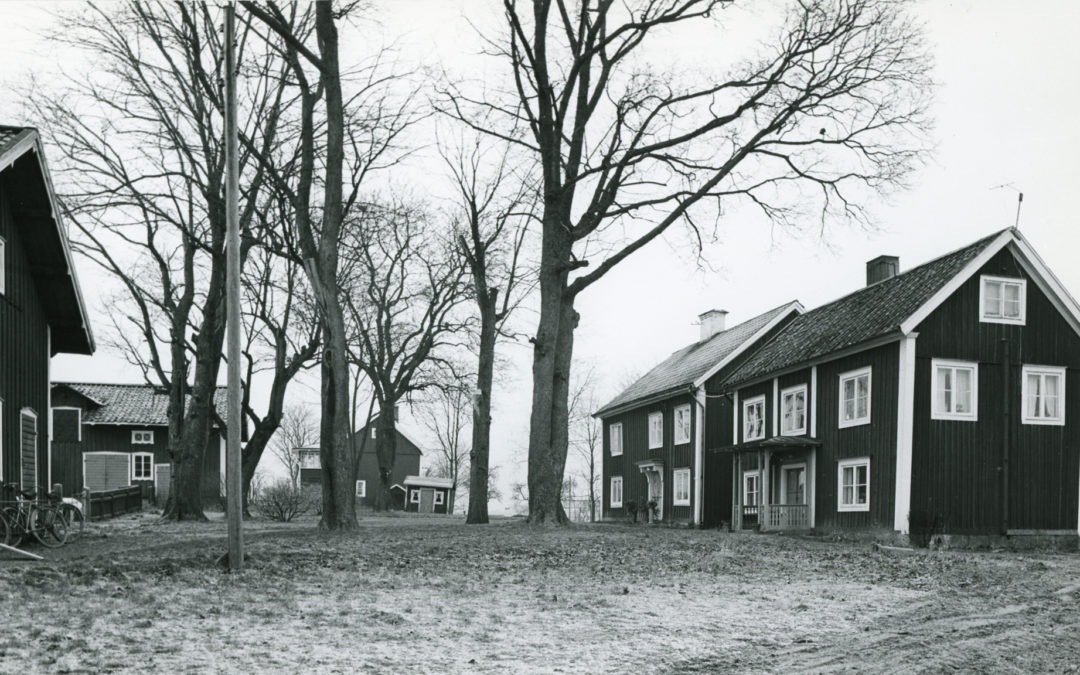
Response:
[224, 2, 244, 572]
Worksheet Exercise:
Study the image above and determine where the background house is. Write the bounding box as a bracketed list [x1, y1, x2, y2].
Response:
[0, 126, 94, 495]
[402, 475, 454, 514]
[51, 382, 226, 505]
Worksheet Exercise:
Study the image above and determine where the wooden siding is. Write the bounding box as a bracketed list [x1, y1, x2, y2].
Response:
[911, 248, 1080, 534]
[0, 179, 49, 491]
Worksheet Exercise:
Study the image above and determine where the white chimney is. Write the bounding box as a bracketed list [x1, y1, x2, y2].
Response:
[698, 309, 729, 342]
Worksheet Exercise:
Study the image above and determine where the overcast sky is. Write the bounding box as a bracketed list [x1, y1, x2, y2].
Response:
[2, 1, 1078, 514]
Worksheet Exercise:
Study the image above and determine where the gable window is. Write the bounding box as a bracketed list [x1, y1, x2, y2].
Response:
[131, 430, 154, 445]
[0, 237, 5, 295]
[434, 491, 445, 506]
[610, 476, 624, 508]
[673, 404, 691, 445]
[932, 360, 978, 421]
[648, 412, 663, 449]
[673, 468, 691, 506]
[980, 276, 1026, 324]
[743, 472, 759, 507]
[743, 395, 765, 441]
[609, 423, 624, 457]
[781, 385, 807, 435]
[1022, 365, 1066, 425]
[838, 457, 870, 512]
[355, 480, 366, 498]
[131, 452, 154, 481]
[838, 367, 871, 428]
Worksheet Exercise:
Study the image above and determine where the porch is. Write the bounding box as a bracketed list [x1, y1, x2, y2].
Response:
[719, 436, 820, 532]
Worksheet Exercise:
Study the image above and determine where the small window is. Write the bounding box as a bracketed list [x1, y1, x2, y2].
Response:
[434, 491, 445, 506]
[1022, 365, 1066, 425]
[299, 449, 320, 469]
[743, 472, 759, 506]
[743, 395, 765, 441]
[131, 452, 154, 481]
[610, 476, 623, 508]
[647, 412, 663, 449]
[0, 237, 6, 295]
[673, 468, 691, 506]
[932, 360, 978, 420]
[355, 479, 366, 498]
[673, 404, 691, 445]
[370, 427, 377, 439]
[609, 423, 623, 457]
[410, 489, 420, 504]
[838, 457, 870, 512]
[132, 430, 154, 444]
[781, 385, 807, 435]
[980, 276, 1026, 324]
[838, 367, 871, 428]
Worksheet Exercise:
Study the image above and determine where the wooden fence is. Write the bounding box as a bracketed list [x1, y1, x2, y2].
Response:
[88, 486, 143, 521]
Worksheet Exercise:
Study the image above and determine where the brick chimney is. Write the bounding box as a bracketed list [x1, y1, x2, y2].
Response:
[698, 309, 729, 341]
[866, 255, 899, 286]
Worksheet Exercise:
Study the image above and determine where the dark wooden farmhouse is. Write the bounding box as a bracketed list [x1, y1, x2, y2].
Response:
[718, 228, 1080, 540]
[298, 422, 422, 510]
[0, 126, 95, 494]
[594, 302, 802, 526]
[51, 382, 226, 505]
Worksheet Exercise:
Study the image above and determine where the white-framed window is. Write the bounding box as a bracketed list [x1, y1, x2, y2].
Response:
[672, 468, 691, 506]
[434, 491, 445, 506]
[1022, 365, 1066, 425]
[780, 385, 807, 435]
[131, 452, 154, 481]
[370, 427, 377, 439]
[838, 457, 870, 512]
[0, 236, 6, 295]
[838, 367, 872, 428]
[743, 395, 765, 441]
[299, 449, 320, 469]
[648, 412, 663, 449]
[609, 423, 623, 457]
[410, 489, 420, 504]
[931, 359, 978, 420]
[743, 472, 759, 507]
[132, 430, 154, 445]
[610, 476, 624, 508]
[355, 479, 366, 498]
[673, 404, 691, 445]
[980, 275, 1026, 324]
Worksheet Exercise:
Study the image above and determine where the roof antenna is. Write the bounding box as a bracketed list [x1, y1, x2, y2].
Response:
[1014, 192, 1024, 230]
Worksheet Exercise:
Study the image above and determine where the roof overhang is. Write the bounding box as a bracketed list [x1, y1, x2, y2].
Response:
[403, 475, 454, 489]
[635, 459, 664, 473]
[711, 435, 822, 454]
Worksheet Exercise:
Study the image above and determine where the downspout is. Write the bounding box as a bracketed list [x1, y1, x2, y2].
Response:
[1001, 338, 1010, 536]
[692, 386, 706, 527]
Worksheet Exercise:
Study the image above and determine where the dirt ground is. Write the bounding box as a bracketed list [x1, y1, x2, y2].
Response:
[1, 513, 1079, 674]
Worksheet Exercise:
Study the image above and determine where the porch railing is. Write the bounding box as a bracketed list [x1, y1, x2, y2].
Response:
[765, 504, 809, 530]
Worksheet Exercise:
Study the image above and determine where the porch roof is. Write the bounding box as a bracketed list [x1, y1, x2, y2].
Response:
[710, 435, 821, 454]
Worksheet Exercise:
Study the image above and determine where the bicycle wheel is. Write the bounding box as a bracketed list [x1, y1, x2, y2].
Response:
[30, 506, 67, 548]
[59, 503, 85, 543]
[2, 506, 23, 548]
[0, 510, 10, 547]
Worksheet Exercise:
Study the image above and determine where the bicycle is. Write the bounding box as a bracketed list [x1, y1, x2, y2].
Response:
[0, 484, 68, 548]
[59, 498, 86, 543]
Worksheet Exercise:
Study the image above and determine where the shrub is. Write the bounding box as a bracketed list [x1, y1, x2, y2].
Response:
[625, 500, 638, 524]
[908, 509, 945, 548]
[252, 479, 310, 522]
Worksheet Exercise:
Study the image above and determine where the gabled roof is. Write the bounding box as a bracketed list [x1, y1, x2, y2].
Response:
[53, 382, 228, 427]
[403, 475, 454, 489]
[726, 229, 1011, 387]
[594, 301, 802, 418]
[0, 125, 94, 354]
[351, 423, 424, 456]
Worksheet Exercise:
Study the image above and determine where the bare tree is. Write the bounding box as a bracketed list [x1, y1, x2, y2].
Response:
[448, 0, 932, 523]
[568, 368, 602, 522]
[270, 404, 319, 488]
[340, 200, 470, 510]
[417, 380, 472, 509]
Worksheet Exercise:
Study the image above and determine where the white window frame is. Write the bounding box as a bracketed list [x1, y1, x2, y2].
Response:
[131, 452, 155, 481]
[647, 412, 663, 449]
[931, 359, 978, 421]
[610, 475, 624, 508]
[0, 236, 6, 295]
[980, 275, 1026, 325]
[50, 407, 83, 442]
[1021, 365, 1066, 426]
[780, 385, 807, 435]
[742, 471, 759, 507]
[410, 489, 420, 504]
[131, 430, 155, 445]
[299, 449, 320, 470]
[609, 422, 623, 457]
[743, 395, 765, 441]
[673, 404, 691, 445]
[672, 468, 691, 506]
[434, 490, 445, 506]
[370, 427, 377, 439]
[838, 367, 872, 428]
[837, 457, 871, 512]
[355, 479, 366, 498]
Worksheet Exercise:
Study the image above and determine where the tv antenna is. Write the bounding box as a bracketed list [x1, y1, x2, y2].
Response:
[990, 184, 1024, 230]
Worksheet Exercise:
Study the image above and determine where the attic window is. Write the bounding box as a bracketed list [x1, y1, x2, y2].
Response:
[132, 430, 154, 444]
[980, 276, 1026, 325]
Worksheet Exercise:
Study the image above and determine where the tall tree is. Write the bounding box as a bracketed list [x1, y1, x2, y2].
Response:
[450, 0, 932, 523]
[270, 403, 320, 488]
[418, 380, 472, 512]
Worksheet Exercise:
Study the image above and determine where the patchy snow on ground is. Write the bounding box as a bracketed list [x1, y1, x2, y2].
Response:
[1, 514, 1078, 673]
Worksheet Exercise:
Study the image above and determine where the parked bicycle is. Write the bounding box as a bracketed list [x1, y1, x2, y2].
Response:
[0, 484, 68, 548]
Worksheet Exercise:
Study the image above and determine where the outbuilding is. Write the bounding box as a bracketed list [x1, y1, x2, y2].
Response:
[403, 475, 454, 514]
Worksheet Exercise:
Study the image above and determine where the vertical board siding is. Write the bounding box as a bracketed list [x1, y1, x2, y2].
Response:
[912, 248, 1080, 534]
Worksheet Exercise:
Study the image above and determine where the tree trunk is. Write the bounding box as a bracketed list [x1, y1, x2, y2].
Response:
[374, 403, 398, 511]
[318, 307, 359, 530]
[467, 287, 498, 524]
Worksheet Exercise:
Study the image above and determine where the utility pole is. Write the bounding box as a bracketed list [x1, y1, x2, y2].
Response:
[224, 2, 244, 572]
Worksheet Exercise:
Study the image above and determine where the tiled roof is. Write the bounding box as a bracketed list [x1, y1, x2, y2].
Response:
[56, 382, 228, 427]
[726, 230, 1006, 386]
[595, 302, 800, 417]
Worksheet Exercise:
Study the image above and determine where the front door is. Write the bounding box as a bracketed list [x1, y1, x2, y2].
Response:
[782, 465, 805, 505]
[420, 488, 435, 513]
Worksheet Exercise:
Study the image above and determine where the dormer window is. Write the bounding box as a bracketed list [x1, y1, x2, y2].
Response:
[980, 276, 1026, 325]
